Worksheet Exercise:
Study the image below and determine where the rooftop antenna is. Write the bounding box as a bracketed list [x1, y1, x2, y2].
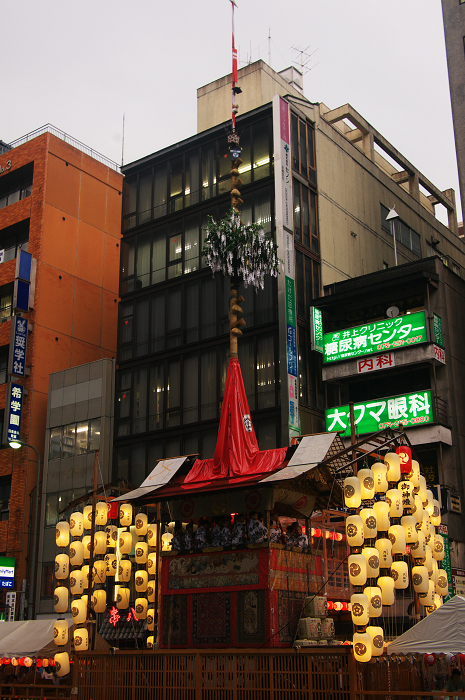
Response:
[290, 44, 319, 75]
[121, 114, 125, 168]
[268, 27, 271, 66]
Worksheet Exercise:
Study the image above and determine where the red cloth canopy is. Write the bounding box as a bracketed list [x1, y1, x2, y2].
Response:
[185, 358, 286, 483]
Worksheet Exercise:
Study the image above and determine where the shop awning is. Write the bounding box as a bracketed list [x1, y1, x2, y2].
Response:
[0, 620, 110, 657]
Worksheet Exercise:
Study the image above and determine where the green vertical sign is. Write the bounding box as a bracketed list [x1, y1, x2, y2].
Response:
[439, 524, 454, 601]
[311, 307, 324, 353]
[285, 276, 296, 327]
[433, 313, 443, 347]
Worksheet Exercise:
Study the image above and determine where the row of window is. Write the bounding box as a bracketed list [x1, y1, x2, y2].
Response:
[44, 486, 87, 527]
[294, 180, 319, 254]
[291, 114, 316, 185]
[123, 118, 272, 229]
[0, 220, 29, 264]
[0, 163, 33, 213]
[49, 419, 101, 460]
[381, 205, 421, 257]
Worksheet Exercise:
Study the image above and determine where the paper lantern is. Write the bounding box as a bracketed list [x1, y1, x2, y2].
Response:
[148, 552, 157, 575]
[419, 475, 427, 503]
[135, 542, 148, 564]
[431, 500, 441, 527]
[386, 489, 402, 518]
[135, 597, 148, 620]
[430, 558, 439, 584]
[436, 571, 448, 596]
[362, 547, 380, 578]
[372, 462, 388, 493]
[70, 512, 84, 537]
[348, 554, 367, 586]
[116, 587, 130, 609]
[375, 538, 392, 567]
[343, 476, 361, 509]
[433, 534, 445, 561]
[11, 658, 18, 666]
[118, 559, 132, 583]
[73, 628, 89, 651]
[71, 598, 87, 624]
[92, 560, 107, 585]
[56, 521, 70, 548]
[107, 499, 119, 520]
[433, 593, 443, 610]
[413, 495, 424, 523]
[55, 554, 69, 580]
[70, 570, 84, 596]
[385, 453, 401, 483]
[94, 531, 107, 555]
[135, 570, 148, 592]
[412, 565, 429, 593]
[162, 532, 173, 550]
[106, 525, 118, 548]
[364, 586, 383, 617]
[345, 514, 364, 547]
[92, 589, 106, 613]
[367, 626, 384, 656]
[425, 490, 434, 515]
[410, 531, 426, 561]
[147, 636, 154, 649]
[399, 480, 415, 513]
[424, 545, 433, 573]
[147, 582, 155, 603]
[24, 658, 32, 668]
[353, 632, 372, 662]
[147, 525, 157, 547]
[358, 469, 375, 500]
[396, 446, 412, 474]
[378, 576, 395, 605]
[83, 505, 93, 530]
[401, 516, 418, 544]
[119, 531, 132, 555]
[81, 565, 90, 589]
[54, 620, 68, 646]
[424, 653, 436, 666]
[147, 608, 155, 631]
[69, 540, 84, 567]
[120, 504, 133, 527]
[54, 651, 70, 677]
[419, 579, 435, 607]
[459, 653, 465, 666]
[135, 513, 148, 536]
[54, 587, 68, 614]
[96, 501, 108, 526]
[388, 524, 406, 555]
[391, 560, 409, 589]
[420, 513, 432, 541]
[105, 553, 117, 577]
[3, 658, 10, 664]
[373, 501, 390, 531]
[82, 536, 91, 559]
[446, 653, 458, 666]
[361, 509, 377, 539]
[409, 460, 420, 489]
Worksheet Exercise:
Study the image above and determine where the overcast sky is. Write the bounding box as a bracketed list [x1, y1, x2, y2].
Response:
[2, 0, 460, 221]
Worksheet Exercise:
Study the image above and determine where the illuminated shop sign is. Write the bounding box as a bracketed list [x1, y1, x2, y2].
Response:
[310, 307, 323, 353]
[0, 557, 15, 589]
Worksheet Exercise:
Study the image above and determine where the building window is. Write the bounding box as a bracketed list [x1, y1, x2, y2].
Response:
[49, 419, 101, 460]
[0, 476, 11, 521]
[298, 329, 324, 409]
[291, 114, 316, 185]
[295, 251, 320, 319]
[0, 220, 29, 264]
[0, 163, 33, 212]
[0, 285, 12, 321]
[44, 487, 87, 527]
[41, 563, 54, 598]
[381, 204, 421, 256]
[294, 180, 319, 253]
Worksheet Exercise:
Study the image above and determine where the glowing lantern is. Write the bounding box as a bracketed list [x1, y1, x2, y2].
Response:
[375, 538, 392, 568]
[82, 536, 91, 559]
[419, 475, 427, 504]
[385, 453, 401, 483]
[92, 560, 107, 585]
[93, 531, 107, 556]
[358, 469, 375, 500]
[362, 547, 380, 578]
[81, 565, 90, 588]
[119, 532, 132, 555]
[135, 542, 148, 564]
[424, 653, 436, 666]
[148, 552, 157, 575]
[436, 571, 449, 596]
[345, 514, 364, 547]
[399, 480, 415, 513]
[372, 462, 389, 493]
[425, 490, 434, 515]
[367, 626, 384, 656]
[353, 632, 372, 662]
[56, 522, 70, 548]
[69, 540, 84, 567]
[433, 534, 445, 561]
[348, 554, 367, 586]
[401, 516, 418, 544]
[419, 579, 435, 607]
[107, 499, 119, 520]
[162, 532, 173, 550]
[11, 658, 18, 666]
[446, 653, 458, 665]
[333, 602, 343, 611]
[147, 525, 157, 547]
[388, 524, 406, 555]
[24, 658, 32, 668]
[413, 495, 423, 524]
[147, 636, 154, 649]
[343, 476, 361, 509]
[364, 586, 383, 617]
[135, 513, 148, 536]
[71, 598, 87, 624]
[431, 500, 441, 527]
[135, 570, 148, 592]
[69, 570, 84, 596]
[116, 587, 130, 609]
[433, 593, 443, 610]
[396, 446, 412, 474]
[373, 501, 390, 532]
[55, 554, 69, 580]
[412, 565, 429, 593]
[424, 545, 433, 573]
[105, 553, 117, 577]
[73, 628, 89, 651]
[120, 504, 133, 527]
[410, 531, 426, 561]
[361, 509, 377, 539]
[54, 651, 70, 677]
[135, 598, 148, 620]
[410, 460, 420, 489]
[431, 559, 439, 585]
[106, 525, 118, 548]
[92, 589, 106, 613]
[83, 505, 93, 529]
[378, 576, 395, 605]
[391, 560, 409, 589]
[3, 658, 10, 665]
[459, 653, 465, 666]
[147, 582, 155, 603]
[54, 587, 68, 614]
[386, 489, 402, 518]
[420, 513, 431, 541]
[147, 608, 155, 631]
[54, 620, 68, 646]
[96, 502, 108, 526]
[118, 559, 132, 583]
[70, 512, 84, 537]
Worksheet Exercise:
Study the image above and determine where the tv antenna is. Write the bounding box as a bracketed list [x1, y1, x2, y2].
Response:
[290, 45, 319, 75]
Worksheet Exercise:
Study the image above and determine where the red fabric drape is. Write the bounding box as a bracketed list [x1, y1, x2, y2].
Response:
[185, 358, 286, 483]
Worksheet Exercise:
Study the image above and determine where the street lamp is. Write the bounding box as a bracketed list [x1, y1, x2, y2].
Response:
[386, 207, 399, 266]
[9, 439, 40, 620]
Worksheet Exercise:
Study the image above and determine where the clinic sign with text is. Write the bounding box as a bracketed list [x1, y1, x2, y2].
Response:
[323, 310, 428, 363]
[325, 389, 434, 437]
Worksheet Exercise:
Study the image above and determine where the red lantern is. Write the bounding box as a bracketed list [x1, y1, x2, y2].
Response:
[341, 602, 349, 611]
[107, 500, 119, 520]
[3, 658, 10, 665]
[36, 659, 42, 668]
[49, 658, 55, 667]
[459, 654, 465, 666]
[327, 601, 334, 610]
[424, 653, 435, 666]
[19, 657, 25, 666]
[396, 446, 412, 474]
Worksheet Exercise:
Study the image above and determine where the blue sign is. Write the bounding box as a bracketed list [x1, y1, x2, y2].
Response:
[6, 383, 23, 444]
[286, 325, 297, 376]
[0, 579, 13, 589]
[9, 316, 28, 377]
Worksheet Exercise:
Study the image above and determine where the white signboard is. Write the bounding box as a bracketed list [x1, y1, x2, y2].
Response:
[357, 353, 395, 374]
[434, 345, 446, 364]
